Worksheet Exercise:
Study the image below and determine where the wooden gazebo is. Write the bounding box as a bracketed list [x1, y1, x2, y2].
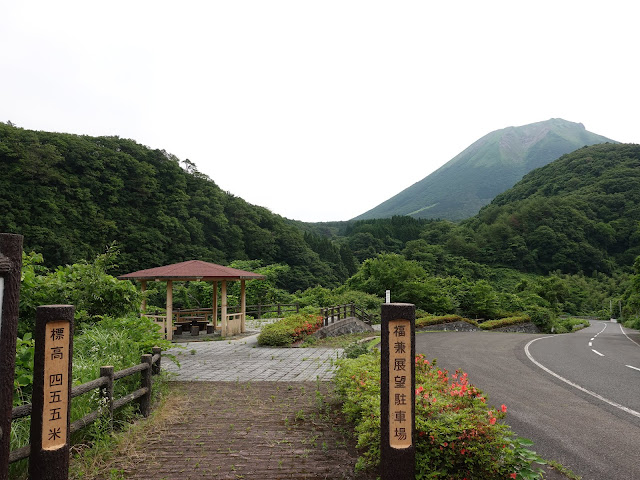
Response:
[118, 260, 265, 340]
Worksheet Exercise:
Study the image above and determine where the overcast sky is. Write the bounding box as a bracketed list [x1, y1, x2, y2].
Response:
[2, 1, 639, 222]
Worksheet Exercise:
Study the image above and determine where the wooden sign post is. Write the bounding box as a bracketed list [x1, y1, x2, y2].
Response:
[0, 234, 23, 480]
[381, 303, 415, 480]
[29, 305, 75, 480]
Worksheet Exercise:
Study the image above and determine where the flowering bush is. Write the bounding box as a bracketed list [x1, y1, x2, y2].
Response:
[257, 313, 324, 346]
[334, 352, 544, 479]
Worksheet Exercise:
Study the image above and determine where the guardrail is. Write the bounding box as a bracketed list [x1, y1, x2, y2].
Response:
[9, 347, 162, 464]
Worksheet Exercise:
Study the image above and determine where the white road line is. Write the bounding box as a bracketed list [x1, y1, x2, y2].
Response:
[525, 337, 640, 419]
[619, 324, 640, 348]
[588, 342, 592, 347]
[592, 349, 604, 357]
[627, 365, 640, 372]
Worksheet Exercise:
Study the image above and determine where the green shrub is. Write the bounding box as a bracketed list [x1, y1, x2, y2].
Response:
[479, 316, 530, 330]
[257, 313, 323, 346]
[554, 317, 590, 333]
[525, 305, 555, 332]
[334, 352, 544, 479]
[416, 315, 478, 328]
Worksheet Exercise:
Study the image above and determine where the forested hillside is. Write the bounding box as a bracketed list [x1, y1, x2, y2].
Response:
[331, 144, 640, 277]
[465, 143, 640, 274]
[0, 122, 357, 291]
[354, 118, 615, 221]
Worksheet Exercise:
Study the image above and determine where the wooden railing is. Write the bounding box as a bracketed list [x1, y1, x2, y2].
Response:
[151, 303, 300, 324]
[9, 347, 162, 464]
[320, 304, 377, 326]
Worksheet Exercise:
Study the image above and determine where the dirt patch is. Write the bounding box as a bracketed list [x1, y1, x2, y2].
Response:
[95, 381, 375, 480]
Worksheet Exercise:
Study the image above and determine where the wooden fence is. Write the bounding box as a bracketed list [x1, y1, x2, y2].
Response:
[320, 303, 378, 326]
[174, 303, 299, 320]
[9, 347, 162, 464]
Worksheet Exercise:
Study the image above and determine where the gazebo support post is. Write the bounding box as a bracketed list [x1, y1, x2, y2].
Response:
[212, 281, 218, 331]
[140, 280, 147, 313]
[241, 280, 246, 333]
[166, 280, 173, 341]
[221, 280, 227, 337]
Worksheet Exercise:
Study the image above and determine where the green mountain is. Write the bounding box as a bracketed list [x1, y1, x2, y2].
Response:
[0, 122, 357, 291]
[353, 118, 616, 221]
[464, 142, 640, 274]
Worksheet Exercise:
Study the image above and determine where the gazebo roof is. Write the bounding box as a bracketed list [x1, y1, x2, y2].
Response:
[118, 260, 266, 282]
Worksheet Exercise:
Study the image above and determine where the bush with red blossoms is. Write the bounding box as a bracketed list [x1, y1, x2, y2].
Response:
[334, 352, 545, 479]
[257, 313, 324, 346]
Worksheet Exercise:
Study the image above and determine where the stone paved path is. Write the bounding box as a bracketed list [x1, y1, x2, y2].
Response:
[164, 331, 344, 382]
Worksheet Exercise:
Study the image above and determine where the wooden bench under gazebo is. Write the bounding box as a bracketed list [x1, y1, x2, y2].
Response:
[118, 260, 265, 340]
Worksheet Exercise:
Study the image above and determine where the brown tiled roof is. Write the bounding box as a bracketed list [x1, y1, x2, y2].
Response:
[118, 260, 265, 281]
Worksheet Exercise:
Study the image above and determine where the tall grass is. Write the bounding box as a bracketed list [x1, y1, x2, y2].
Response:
[9, 314, 171, 479]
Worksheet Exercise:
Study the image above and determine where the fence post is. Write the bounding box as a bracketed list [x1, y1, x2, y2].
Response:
[29, 304, 75, 480]
[152, 347, 162, 375]
[380, 303, 415, 480]
[139, 354, 153, 417]
[99, 366, 114, 431]
[0, 233, 22, 480]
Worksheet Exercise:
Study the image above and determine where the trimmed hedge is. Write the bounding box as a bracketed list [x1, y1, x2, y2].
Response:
[416, 315, 478, 328]
[257, 313, 323, 346]
[479, 316, 530, 330]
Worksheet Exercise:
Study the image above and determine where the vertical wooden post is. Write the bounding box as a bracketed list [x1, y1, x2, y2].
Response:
[212, 281, 218, 329]
[240, 280, 246, 333]
[139, 354, 153, 417]
[0, 233, 22, 480]
[99, 366, 114, 431]
[166, 281, 173, 341]
[140, 280, 147, 313]
[381, 303, 415, 480]
[29, 304, 75, 480]
[221, 281, 227, 337]
[152, 346, 162, 375]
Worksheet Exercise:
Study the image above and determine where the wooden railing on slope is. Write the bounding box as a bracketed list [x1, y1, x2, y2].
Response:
[320, 303, 378, 327]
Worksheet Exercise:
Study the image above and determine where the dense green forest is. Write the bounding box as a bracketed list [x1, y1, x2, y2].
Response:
[2, 122, 640, 326]
[0, 122, 356, 291]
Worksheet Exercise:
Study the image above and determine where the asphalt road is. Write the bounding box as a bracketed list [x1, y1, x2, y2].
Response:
[415, 321, 640, 480]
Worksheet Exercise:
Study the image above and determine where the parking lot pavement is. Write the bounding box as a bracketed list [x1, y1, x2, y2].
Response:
[164, 333, 344, 382]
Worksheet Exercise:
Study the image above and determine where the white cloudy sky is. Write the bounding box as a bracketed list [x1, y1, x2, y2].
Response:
[2, 1, 638, 222]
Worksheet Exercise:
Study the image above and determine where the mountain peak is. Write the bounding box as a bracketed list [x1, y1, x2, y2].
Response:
[353, 119, 616, 221]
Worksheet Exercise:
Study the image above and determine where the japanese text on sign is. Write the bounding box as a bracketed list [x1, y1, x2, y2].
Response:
[42, 320, 70, 450]
[388, 319, 412, 448]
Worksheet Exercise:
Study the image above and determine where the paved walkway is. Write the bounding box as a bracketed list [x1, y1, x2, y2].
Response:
[164, 330, 344, 382]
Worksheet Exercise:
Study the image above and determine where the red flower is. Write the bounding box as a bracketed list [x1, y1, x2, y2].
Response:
[501, 404, 507, 413]
[510, 473, 517, 479]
